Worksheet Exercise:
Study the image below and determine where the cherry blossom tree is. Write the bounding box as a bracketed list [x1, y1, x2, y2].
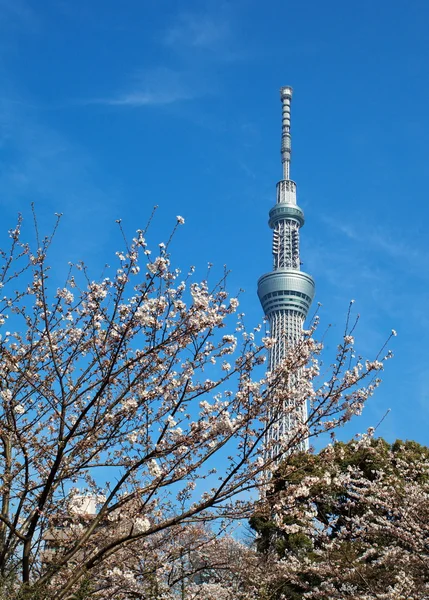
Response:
[82, 523, 259, 600]
[0, 210, 390, 599]
[251, 436, 429, 599]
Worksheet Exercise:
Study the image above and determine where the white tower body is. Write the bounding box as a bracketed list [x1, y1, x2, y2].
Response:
[257, 87, 315, 463]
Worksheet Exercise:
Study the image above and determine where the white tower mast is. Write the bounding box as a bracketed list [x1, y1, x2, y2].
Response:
[257, 87, 315, 462]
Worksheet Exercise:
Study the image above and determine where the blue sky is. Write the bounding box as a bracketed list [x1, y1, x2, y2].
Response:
[0, 0, 428, 446]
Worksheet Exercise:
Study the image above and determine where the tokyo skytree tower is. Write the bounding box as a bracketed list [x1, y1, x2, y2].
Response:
[257, 87, 315, 459]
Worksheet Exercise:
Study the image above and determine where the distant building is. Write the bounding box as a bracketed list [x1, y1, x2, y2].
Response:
[257, 87, 315, 462]
[42, 494, 99, 564]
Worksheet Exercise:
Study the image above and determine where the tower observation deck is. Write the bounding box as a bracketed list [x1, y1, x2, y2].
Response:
[257, 86, 315, 460]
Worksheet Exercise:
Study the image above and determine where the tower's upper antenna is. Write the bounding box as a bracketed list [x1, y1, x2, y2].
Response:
[280, 86, 293, 180]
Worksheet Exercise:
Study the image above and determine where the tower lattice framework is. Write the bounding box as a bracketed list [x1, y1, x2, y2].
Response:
[257, 87, 315, 462]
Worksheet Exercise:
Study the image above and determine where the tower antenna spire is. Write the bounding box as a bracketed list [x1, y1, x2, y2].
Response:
[280, 86, 293, 180]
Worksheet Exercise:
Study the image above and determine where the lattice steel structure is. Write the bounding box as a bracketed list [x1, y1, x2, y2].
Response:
[257, 87, 315, 461]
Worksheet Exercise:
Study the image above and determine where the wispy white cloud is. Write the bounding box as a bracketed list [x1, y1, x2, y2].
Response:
[96, 88, 192, 108]
[88, 67, 197, 108]
[84, 6, 242, 110]
[307, 213, 429, 346]
[321, 215, 428, 267]
[164, 12, 230, 51]
[163, 7, 243, 63]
